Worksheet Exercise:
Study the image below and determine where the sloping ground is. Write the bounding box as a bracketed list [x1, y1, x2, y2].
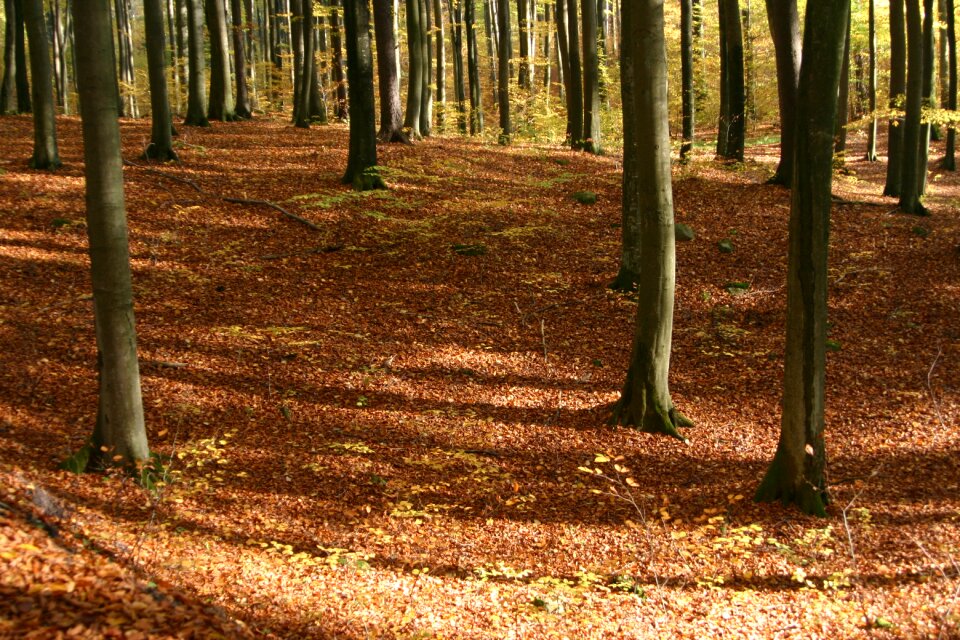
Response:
[0, 115, 958, 638]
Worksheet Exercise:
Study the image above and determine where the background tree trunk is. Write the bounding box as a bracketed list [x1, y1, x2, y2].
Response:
[72, 0, 150, 470]
[680, 0, 694, 160]
[610, 0, 690, 440]
[115, 0, 139, 117]
[330, 1, 348, 120]
[581, 0, 601, 153]
[449, 0, 467, 133]
[945, 0, 956, 169]
[184, 0, 209, 125]
[518, 0, 530, 89]
[717, 0, 745, 160]
[917, 0, 935, 194]
[403, 0, 424, 136]
[763, 0, 799, 182]
[14, 0, 30, 113]
[433, 0, 445, 131]
[22, 0, 61, 169]
[373, 0, 407, 140]
[207, 0, 237, 120]
[884, 0, 906, 196]
[754, 0, 849, 518]
[899, 0, 926, 214]
[565, 0, 584, 148]
[496, 0, 511, 143]
[866, 0, 878, 161]
[342, 0, 386, 190]
[143, 0, 178, 160]
[0, 0, 20, 114]
[465, 0, 483, 133]
[419, 0, 433, 135]
[834, 13, 850, 160]
[231, 0, 253, 117]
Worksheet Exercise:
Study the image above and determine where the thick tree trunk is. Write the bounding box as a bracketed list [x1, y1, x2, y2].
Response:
[184, 0, 209, 125]
[866, 0, 878, 161]
[581, 0, 601, 153]
[755, 0, 848, 518]
[0, 0, 19, 114]
[22, 0, 61, 169]
[610, 0, 691, 440]
[496, 0, 511, 144]
[404, 0, 424, 136]
[342, 0, 386, 190]
[680, 0, 694, 160]
[946, 0, 956, 169]
[884, 0, 906, 196]
[115, 0, 139, 117]
[717, 0, 745, 160]
[143, 0, 178, 160]
[449, 0, 467, 133]
[899, 0, 926, 214]
[231, 0, 253, 118]
[764, 0, 799, 183]
[295, 0, 317, 127]
[71, 0, 150, 471]
[465, 0, 483, 133]
[565, 0, 584, 149]
[373, 0, 407, 140]
[291, 0, 305, 122]
[207, 0, 237, 120]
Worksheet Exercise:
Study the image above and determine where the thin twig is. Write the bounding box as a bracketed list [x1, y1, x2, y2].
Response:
[222, 197, 322, 230]
[926, 345, 946, 430]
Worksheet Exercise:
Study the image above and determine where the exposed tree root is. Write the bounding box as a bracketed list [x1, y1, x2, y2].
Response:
[608, 395, 691, 443]
[608, 268, 640, 293]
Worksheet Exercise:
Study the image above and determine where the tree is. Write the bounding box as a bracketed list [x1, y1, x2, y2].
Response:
[432, 0, 446, 131]
[609, 0, 692, 440]
[206, 0, 237, 121]
[115, 0, 139, 117]
[866, 0, 878, 161]
[373, 0, 409, 141]
[946, 0, 957, 169]
[448, 0, 468, 133]
[294, 0, 317, 127]
[342, 0, 386, 190]
[764, 0, 800, 182]
[330, 0, 349, 121]
[419, 0, 434, 135]
[564, 0, 584, 148]
[465, 0, 483, 133]
[71, 0, 150, 470]
[917, 0, 935, 194]
[142, 0, 178, 160]
[680, 0, 695, 160]
[581, 0, 601, 153]
[231, 0, 253, 118]
[183, 0, 210, 126]
[22, 0, 61, 169]
[1, 0, 20, 114]
[518, 0, 531, 89]
[717, 0, 745, 160]
[404, 0, 425, 137]
[755, 0, 850, 517]
[899, 0, 926, 215]
[834, 9, 851, 160]
[884, 0, 906, 196]
[496, 0, 511, 143]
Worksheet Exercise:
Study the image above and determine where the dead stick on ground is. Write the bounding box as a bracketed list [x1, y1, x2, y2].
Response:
[222, 197, 322, 231]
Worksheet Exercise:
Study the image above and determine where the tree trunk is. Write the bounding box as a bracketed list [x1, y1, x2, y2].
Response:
[114, 0, 139, 117]
[755, 0, 849, 518]
[918, 0, 935, 194]
[518, 0, 530, 89]
[543, 2, 553, 92]
[556, 0, 571, 137]
[581, 0, 601, 153]
[308, 17, 327, 121]
[295, 0, 317, 126]
[403, 0, 424, 136]
[433, 0, 445, 130]
[945, 0, 956, 169]
[884, 0, 906, 196]
[207, 0, 237, 120]
[899, 0, 926, 214]
[342, 0, 386, 190]
[330, 0, 348, 120]
[717, 0, 745, 160]
[51, 0, 68, 112]
[419, 0, 433, 135]
[448, 0, 467, 133]
[485, 0, 498, 107]
[610, 0, 691, 440]
[373, 0, 407, 140]
[834, 12, 850, 160]
[1, 0, 19, 114]
[291, 0, 305, 119]
[566, 0, 584, 148]
[465, 0, 483, 133]
[231, 0, 253, 117]
[866, 0, 878, 161]
[764, 0, 799, 183]
[496, 0, 511, 143]
[71, 0, 150, 471]
[184, 0, 209, 125]
[22, 0, 61, 169]
[142, 0, 178, 160]
[14, 0, 30, 112]
[680, 0, 694, 160]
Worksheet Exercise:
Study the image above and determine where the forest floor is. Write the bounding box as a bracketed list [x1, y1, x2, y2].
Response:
[0, 115, 959, 639]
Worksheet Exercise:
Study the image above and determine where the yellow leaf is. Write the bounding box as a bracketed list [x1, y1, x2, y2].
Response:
[17, 543, 41, 552]
[594, 454, 610, 463]
[625, 477, 639, 487]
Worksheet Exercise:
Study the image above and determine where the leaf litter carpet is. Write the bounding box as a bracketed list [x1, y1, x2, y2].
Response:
[0, 116, 958, 638]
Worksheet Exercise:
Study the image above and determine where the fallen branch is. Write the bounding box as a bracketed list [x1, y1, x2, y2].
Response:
[223, 197, 322, 231]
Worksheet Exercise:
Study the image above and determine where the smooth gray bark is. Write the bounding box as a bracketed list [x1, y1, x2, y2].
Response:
[22, 0, 61, 169]
[0, 0, 19, 114]
[755, 0, 849, 517]
[374, 0, 407, 140]
[680, 0, 694, 159]
[143, 0, 178, 160]
[403, 0, 424, 136]
[465, 0, 483, 133]
[866, 0, 878, 160]
[764, 0, 800, 183]
[946, 0, 956, 169]
[72, 0, 150, 470]
[899, 0, 926, 214]
[342, 0, 386, 190]
[206, 0, 237, 120]
[115, 0, 139, 117]
[565, 0, 583, 148]
[184, 0, 210, 125]
[496, 0, 511, 143]
[231, 0, 253, 118]
[884, 0, 906, 196]
[581, 0, 601, 153]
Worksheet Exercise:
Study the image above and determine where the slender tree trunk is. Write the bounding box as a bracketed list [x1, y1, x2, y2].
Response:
[884, 0, 906, 196]
[610, 0, 691, 440]
[295, 0, 316, 126]
[72, 0, 150, 471]
[496, 0, 511, 143]
[231, 0, 253, 117]
[566, 0, 584, 148]
[485, 0, 498, 106]
[754, 0, 849, 518]
[308, 18, 327, 121]
[175, 0, 187, 113]
[680, 0, 694, 160]
[143, 0, 178, 159]
[14, 0, 30, 112]
[433, 0, 445, 130]
[581, 0, 601, 152]
[543, 2, 552, 92]
[330, 0, 348, 120]
[184, 0, 209, 125]
[114, 0, 138, 117]
[449, 0, 467, 133]
[404, 0, 424, 136]
[717, 0, 745, 160]
[556, 0, 571, 137]
[518, 0, 530, 89]
[419, 0, 433, 135]
[742, 0, 754, 123]
[866, 0, 878, 160]
[342, 0, 386, 190]
[290, 0, 305, 122]
[207, 0, 237, 120]
[373, 0, 408, 140]
[0, 0, 20, 114]
[22, 0, 61, 168]
[465, 0, 483, 133]
[918, 0, 935, 194]
[51, 0, 67, 111]
[899, 0, 926, 214]
[945, 0, 956, 169]
[834, 11, 850, 160]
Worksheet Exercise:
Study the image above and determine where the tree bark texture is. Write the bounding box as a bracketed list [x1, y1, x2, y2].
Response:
[0, 0, 20, 114]
[206, 0, 237, 120]
[465, 0, 483, 133]
[496, 0, 511, 143]
[143, 0, 178, 160]
[867, 0, 878, 161]
[342, 0, 386, 190]
[22, 0, 61, 169]
[899, 0, 926, 214]
[115, 0, 139, 117]
[184, 0, 210, 125]
[373, 0, 407, 140]
[884, 0, 906, 196]
[717, 0, 745, 160]
[403, 0, 424, 136]
[946, 0, 956, 169]
[565, 0, 584, 148]
[231, 0, 253, 117]
[764, 0, 800, 183]
[680, 0, 694, 160]
[581, 0, 601, 153]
